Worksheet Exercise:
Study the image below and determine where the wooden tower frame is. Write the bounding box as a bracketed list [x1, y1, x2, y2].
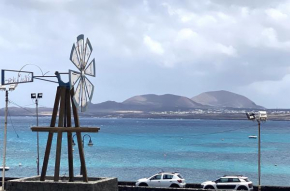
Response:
[31, 86, 99, 182]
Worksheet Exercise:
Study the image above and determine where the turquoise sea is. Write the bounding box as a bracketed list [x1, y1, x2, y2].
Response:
[0, 116, 290, 186]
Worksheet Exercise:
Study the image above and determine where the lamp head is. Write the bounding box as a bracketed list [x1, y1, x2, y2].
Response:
[258, 111, 267, 121]
[37, 93, 43, 98]
[88, 139, 93, 147]
[31, 93, 36, 99]
[246, 112, 256, 120]
[0, 85, 6, 91]
[9, 84, 17, 91]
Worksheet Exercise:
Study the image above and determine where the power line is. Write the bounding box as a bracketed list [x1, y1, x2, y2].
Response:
[100, 124, 257, 138]
[8, 99, 34, 114]
[7, 109, 19, 138]
[185, 124, 257, 137]
[23, 103, 35, 107]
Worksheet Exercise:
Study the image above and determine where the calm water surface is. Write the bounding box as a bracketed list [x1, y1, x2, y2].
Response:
[0, 116, 290, 186]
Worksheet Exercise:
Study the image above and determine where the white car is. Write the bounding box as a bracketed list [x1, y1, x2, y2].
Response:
[135, 172, 186, 188]
[201, 175, 253, 191]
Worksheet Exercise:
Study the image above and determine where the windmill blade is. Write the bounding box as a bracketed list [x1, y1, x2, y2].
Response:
[73, 78, 82, 108]
[84, 76, 94, 101]
[76, 34, 85, 68]
[70, 44, 81, 70]
[84, 59, 95, 77]
[83, 38, 93, 69]
[69, 70, 81, 89]
[81, 78, 88, 112]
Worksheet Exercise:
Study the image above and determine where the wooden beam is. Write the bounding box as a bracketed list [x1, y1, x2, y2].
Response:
[31, 127, 100, 132]
[70, 88, 88, 182]
[67, 132, 74, 182]
[58, 87, 66, 127]
[54, 87, 66, 182]
[40, 132, 53, 181]
[40, 87, 61, 181]
[50, 87, 61, 127]
[76, 132, 88, 182]
[66, 88, 74, 182]
[70, 88, 80, 127]
[54, 131, 63, 181]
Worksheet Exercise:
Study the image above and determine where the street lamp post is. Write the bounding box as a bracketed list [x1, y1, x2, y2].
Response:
[72, 134, 93, 175]
[246, 111, 267, 191]
[258, 120, 261, 191]
[31, 93, 43, 176]
[0, 84, 17, 191]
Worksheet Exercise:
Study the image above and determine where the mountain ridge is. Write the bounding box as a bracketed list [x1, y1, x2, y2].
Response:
[191, 90, 264, 109]
[88, 90, 264, 112]
[1, 90, 265, 116]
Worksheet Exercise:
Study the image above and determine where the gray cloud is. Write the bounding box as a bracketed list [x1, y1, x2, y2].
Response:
[0, 0, 290, 108]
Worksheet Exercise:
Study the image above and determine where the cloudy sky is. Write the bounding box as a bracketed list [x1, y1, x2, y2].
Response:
[1, 0, 290, 109]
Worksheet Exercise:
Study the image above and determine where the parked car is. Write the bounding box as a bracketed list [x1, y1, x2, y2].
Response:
[201, 175, 253, 190]
[135, 172, 186, 188]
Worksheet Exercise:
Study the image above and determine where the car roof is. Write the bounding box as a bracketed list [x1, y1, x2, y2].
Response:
[158, 172, 180, 175]
[221, 175, 248, 179]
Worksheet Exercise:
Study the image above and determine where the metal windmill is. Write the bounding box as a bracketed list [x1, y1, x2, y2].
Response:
[1, 34, 99, 182]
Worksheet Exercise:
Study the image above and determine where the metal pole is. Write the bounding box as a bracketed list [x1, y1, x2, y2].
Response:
[80, 138, 84, 175]
[258, 120, 261, 191]
[2, 91, 8, 191]
[36, 98, 40, 175]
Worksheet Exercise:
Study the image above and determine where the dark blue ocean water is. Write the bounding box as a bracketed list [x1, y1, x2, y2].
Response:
[0, 116, 290, 186]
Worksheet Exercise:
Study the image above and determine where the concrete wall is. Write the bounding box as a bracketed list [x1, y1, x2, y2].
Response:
[6, 176, 118, 191]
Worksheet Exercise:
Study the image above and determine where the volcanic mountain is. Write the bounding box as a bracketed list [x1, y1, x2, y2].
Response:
[122, 94, 204, 111]
[191, 90, 264, 109]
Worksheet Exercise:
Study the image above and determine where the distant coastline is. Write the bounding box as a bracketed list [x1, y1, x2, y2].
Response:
[2, 90, 290, 120]
[5, 108, 290, 121]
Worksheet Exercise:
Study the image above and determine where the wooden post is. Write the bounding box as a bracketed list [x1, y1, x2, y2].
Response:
[66, 88, 74, 182]
[54, 87, 66, 181]
[40, 87, 61, 181]
[71, 89, 88, 182]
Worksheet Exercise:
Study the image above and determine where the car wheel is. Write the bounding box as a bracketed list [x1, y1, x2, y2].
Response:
[139, 183, 148, 187]
[170, 184, 180, 188]
[237, 186, 248, 190]
[204, 185, 215, 190]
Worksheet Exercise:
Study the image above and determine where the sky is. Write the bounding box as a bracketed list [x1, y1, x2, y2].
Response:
[1, 0, 290, 109]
